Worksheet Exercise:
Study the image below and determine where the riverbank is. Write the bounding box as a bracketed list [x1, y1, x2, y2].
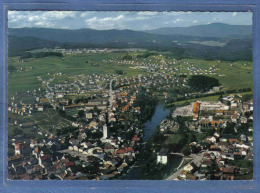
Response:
[118, 103, 173, 180]
[142, 104, 170, 141]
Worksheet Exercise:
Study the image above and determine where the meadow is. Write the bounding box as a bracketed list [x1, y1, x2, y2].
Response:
[178, 58, 253, 90]
[8, 51, 253, 101]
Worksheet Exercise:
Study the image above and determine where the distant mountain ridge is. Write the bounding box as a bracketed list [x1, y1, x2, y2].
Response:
[8, 23, 252, 45]
[145, 23, 252, 38]
[8, 23, 253, 61]
[8, 27, 221, 44]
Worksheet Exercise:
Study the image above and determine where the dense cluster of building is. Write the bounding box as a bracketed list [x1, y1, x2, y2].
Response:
[8, 60, 191, 180]
[8, 52, 253, 180]
[157, 94, 253, 180]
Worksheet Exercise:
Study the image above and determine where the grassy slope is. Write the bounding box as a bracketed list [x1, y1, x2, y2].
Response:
[170, 91, 253, 106]
[179, 59, 253, 90]
[8, 53, 253, 101]
[8, 53, 148, 99]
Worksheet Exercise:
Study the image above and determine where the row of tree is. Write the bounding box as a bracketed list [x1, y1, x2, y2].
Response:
[20, 52, 63, 59]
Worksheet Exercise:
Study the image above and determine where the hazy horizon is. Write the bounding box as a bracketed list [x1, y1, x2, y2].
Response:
[8, 22, 253, 32]
[8, 11, 252, 31]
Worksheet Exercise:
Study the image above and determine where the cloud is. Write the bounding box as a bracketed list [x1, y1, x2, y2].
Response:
[173, 18, 181, 23]
[137, 12, 158, 16]
[136, 16, 148, 20]
[8, 11, 252, 30]
[85, 17, 98, 23]
[166, 11, 192, 16]
[8, 11, 79, 29]
[85, 15, 127, 30]
[80, 12, 89, 18]
[100, 15, 125, 22]
[28, 15, 40, 22]
[42, 11, 77, 19]
[34, 21, 55, 28]
[85, 14, 146, 30]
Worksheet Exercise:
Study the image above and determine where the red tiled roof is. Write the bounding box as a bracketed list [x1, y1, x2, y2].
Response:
[41, 154, 51, 161]
[65, 162, 74, 167]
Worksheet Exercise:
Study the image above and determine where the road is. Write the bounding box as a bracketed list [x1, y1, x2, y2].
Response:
[108, 79, 115, 110]
[166, 152, 205, 180]
[45, 74, 56, 93]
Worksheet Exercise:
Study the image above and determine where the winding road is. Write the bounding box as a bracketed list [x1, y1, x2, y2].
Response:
[166, 152, 206, 180]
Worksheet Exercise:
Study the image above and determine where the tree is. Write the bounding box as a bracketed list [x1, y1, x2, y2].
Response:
[115, 69, 123, 75]
[78, 110, 85, 118]
[218, 95, 223, 103]
[188, 75, 220, 92]
[188, 133, 197, 144]
[221, 122, 236, 135]
[181, 144, 191, 156]
[227, 101, 231, 106]
[8, 65, 17, 73]
[122, 54, 132, 60]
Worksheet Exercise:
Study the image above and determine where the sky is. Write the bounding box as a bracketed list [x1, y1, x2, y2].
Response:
[8, 11, 252, 30]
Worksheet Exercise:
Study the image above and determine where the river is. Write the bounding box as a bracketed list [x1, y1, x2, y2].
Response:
[143, 104, 170, 141]
[120, 104, 173, 180]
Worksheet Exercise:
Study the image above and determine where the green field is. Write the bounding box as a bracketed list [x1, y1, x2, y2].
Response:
[8, 108, 71, 137]
[8, 53, 150, 99]
[164, 134, 183, 145]
[8, 52, 253, 101]
[178, 59, 253, 90]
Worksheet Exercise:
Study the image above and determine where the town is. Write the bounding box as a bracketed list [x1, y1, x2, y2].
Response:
[8, 48, 253, 180]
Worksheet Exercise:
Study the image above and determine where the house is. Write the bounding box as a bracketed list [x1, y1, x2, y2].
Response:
[192, 102, 200, 121]
[157, 148, 169, 164]
[200, 142, 210, 150]
[134, 107, 141, 113]
[214, 132, 220, 138]
[247, 136, 253, 142]
[217, 142, 229, 151]
[183, 162, 196, 174]
[13, 143, 22, 155]
[229, 138, 239, 145]
[200, 160, 213, 168]
[231, 102, 238, 108]
[132, 135, 140, 142]
[243, 103, 249, 111]
[186, 174, 197, 180]
[240, 134, 247, 142]
[63, 104, 80, 111]
[88, 99, 106, 106]
[56, 93, 65, 98]
[233, 152, 242, 159]
[86, 112, 93, 119]
[241, 117, 248, 124]
[116, 147, 135, 158]
[220, 167, 236, 180]
[97, 104, 107, 110]
[216, 110, 224, 116]
[231, 114, 239, 123]
[38, 106, 44, 111]
[104, 145, 115, 153]
[206, 136, 217, 144]
[179, 170, 188, 179]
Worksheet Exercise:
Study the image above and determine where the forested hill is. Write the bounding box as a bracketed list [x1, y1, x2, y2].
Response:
[8, 27, 222, 44]
[8, 23, 252, 61]
[145, 23, 252, 38]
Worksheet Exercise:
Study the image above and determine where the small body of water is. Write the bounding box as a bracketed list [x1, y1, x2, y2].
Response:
[143, 104, 170, 141]
[121, 104, 172, 180]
